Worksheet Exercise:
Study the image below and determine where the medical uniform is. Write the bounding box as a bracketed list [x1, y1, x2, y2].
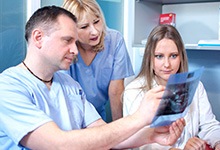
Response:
[0, 67, 101, 150]
[123, 77, 220, 150]
[65, 28, 134, 120]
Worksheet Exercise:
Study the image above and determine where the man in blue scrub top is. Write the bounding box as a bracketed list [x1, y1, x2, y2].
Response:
[0, 6, 185, 150]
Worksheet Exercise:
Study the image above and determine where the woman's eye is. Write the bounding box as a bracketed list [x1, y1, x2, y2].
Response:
[171, 54, 178, 59]
[94, 19, 100, 24]
[155, 55, 163, 59]
[80, 25, 88, 29]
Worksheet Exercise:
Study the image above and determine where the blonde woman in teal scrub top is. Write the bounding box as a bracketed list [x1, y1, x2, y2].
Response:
[63, 0, 134, 121]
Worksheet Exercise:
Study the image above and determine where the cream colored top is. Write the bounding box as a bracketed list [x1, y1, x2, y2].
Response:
[123, 77, 220, 149]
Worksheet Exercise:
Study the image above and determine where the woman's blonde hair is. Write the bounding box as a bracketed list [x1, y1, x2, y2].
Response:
[63, 0, 106, 52]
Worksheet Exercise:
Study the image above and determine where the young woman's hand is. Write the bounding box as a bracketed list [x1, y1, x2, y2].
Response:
[183, 136, 206, 150]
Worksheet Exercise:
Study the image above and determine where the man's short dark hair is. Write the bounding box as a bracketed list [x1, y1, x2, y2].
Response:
[25, 5, 77, 42]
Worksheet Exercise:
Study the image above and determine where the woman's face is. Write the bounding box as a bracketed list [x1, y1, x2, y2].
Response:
[77, 14, 103, 47]
[153, 38, 180, 86]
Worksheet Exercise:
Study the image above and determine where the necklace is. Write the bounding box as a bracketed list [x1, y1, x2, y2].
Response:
[22, 61, 53, 83]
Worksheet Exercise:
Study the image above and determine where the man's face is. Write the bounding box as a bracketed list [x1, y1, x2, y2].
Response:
[41, 15, 79, 71]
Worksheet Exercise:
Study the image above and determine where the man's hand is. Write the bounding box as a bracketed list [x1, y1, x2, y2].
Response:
[151, 118, 186, 146]
[137, 85, 166, 125]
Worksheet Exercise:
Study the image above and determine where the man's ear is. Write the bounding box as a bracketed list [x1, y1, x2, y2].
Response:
[32, 29, 44, 48]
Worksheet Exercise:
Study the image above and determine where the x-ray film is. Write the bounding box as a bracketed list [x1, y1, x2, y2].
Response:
[150, 67, 204, 127]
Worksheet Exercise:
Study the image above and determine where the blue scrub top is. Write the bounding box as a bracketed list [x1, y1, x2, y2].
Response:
[66, 28, 134, 120]
[0, 67, 100, 149]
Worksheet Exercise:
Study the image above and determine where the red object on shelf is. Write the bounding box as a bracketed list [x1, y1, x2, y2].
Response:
[159, 13, 176, 26]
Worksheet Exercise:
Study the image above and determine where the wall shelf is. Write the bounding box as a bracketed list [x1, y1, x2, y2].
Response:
[185, 45, 220, 51]
[137, 0, 220, 4]
[134, 44, 220, 51]
[132, 1, 220, 46]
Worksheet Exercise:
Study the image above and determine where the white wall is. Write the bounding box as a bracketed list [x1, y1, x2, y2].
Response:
[163, 2, 220, 44]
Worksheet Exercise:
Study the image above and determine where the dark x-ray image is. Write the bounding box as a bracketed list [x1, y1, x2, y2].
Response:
[150, 67, 204, 127]
[156, 83, 189, 116]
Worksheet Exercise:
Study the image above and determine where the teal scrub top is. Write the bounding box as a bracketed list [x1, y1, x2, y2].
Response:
[65, 28, 134, 120]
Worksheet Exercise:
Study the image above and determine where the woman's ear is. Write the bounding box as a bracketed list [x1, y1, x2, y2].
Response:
[32, 29, 43, 48]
